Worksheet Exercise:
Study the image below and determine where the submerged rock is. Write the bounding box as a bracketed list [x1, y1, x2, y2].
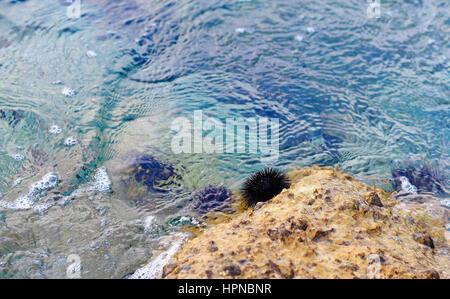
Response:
[163, 166, 449, 279]
[104, 150, 179, 201]
[131, 154, 176, 193]
[0, 109, 25, 128]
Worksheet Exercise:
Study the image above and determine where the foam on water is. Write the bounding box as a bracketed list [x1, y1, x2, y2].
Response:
[440, 199, 450, 209]
[129, 232, 188, 279]
[49, 125, 62, 135]
[295, 35, 303, 42]
[61, 87, 75, 97]
[400, 176, 418, 194]
[0, 172, 58, 210]
[13, 178, 23, 186]
[64, 137, 77, 147]
[86, 50, 97, 58]
[0, 0, 448, 278]
[143, 215, 156, 233]
[11, 154, 25, 161]
[0, 168, 109, 212]
[69, 167, 112, 197]
[92, 167, 112, 193]
[235, 28, 253, 34]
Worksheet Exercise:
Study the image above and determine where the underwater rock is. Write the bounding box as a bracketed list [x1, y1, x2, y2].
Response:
[0, 109, 25, 128]
[241, 168, 290, 207]
[104, 150, 178, 201]
[130, 154, 176, 193]
[27, 146, 49, 167]
[191, 186, 233, 215]
[164, 166, 449, 279]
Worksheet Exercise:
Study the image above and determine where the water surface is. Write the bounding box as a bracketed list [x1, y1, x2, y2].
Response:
[0, 0, 448, 278]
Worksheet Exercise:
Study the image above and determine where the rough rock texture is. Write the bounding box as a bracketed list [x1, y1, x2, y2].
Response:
[164, 166, 449, 279]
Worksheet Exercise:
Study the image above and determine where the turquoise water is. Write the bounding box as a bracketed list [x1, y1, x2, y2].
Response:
[0, 0, 448, 278]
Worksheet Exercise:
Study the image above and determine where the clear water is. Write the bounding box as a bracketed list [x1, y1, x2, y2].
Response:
[0, 0, 448, 278]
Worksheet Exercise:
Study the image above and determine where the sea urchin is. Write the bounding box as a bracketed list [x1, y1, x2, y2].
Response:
[241, 168, 290, 207]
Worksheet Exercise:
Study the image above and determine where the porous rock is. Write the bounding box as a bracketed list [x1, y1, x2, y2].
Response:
[164, 166, 449, 279]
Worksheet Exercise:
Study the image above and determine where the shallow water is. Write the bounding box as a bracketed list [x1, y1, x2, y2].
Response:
[0, 0, 448, 278]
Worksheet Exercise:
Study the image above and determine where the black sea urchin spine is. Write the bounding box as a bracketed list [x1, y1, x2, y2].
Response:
[241, 168, 290, 207]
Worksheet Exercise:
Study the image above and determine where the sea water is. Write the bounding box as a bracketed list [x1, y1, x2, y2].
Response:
[0, 0, 448, 278]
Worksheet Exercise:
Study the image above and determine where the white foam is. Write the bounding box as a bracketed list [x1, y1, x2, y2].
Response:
[295, 35, 303, 42]
[64, 137, 77, 147]
[13, 177, 23, 186]
[67, 167, 112, 197]
[49, 125, 62, 135]
[0, 194, 34, 210]
[143, 216, 156, 233]
[92, 167, 111, 193]
[129, 233, 188, 279]
[0, 173, 58, 210]
[440, 199, 450, 208]
[86, 50, 97, 58]
[400, 176, 418, 194]
[11, 154, 25, 161]
[1, 167, 111, 212]
[61, 87, 75, 97]
[235, 28, 253, 34]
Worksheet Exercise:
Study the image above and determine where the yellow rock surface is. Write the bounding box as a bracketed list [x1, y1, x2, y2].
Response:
[164, 166, 449, 279]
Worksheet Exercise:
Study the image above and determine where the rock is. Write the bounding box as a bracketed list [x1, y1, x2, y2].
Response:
[253, 201, 266, 211]
[414, 270, 440, 279]
[413, 233, 435, 249]
[162, 263, 177, 278]
[207, 241, 218, 252]
[28, 147, 49, 166]
[0, 109, 25, 127]
[223, 264, 241, 277]
[164, 166, 449, 279]
[365, 191, 383, 207]
[131, 154, 176, 192]
[104, 150, 179, 202]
